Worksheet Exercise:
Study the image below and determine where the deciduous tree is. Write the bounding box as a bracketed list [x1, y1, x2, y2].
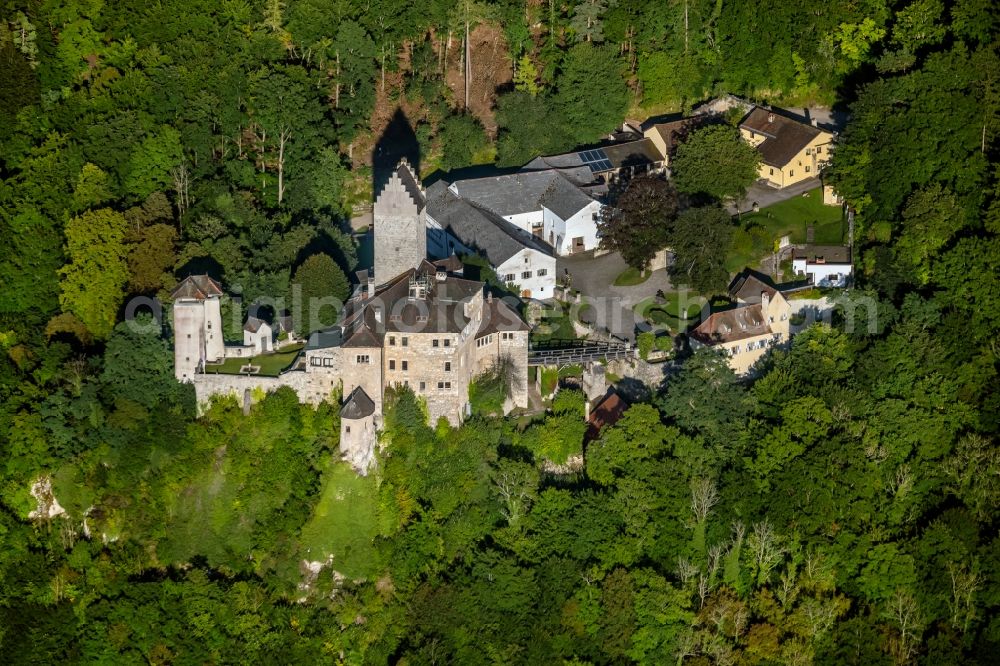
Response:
[598, 177, 679, 271]
[58, 208, 129, 339]
[672, 125, 761, 202]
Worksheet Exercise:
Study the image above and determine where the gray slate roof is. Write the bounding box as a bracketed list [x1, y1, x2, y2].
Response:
[395, 161, 426, 212]
[426, 182, 554, 266]
[243, 316, 269, 333]
[449, 170, 595, 220]
[340, 386, 376, 419]
[792, 244, 851, 264]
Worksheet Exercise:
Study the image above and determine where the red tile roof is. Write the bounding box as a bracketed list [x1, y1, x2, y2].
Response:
[586, 391, 630, 441]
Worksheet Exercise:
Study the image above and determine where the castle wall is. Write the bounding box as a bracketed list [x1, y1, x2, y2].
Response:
[387, 331, 467, 426]
[341, 346, 384, 417]
[340, 412, 377, 474]
[473, 330, 530, 411]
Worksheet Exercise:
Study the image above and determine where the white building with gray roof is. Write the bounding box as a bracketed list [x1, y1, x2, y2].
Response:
[425, 182, 557, 299]
[445, 170, 603, 256]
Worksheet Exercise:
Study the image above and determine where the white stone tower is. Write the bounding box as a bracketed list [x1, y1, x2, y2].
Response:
[340, 386, 377, 473]
[373, 159, 426, 284]
[171, 275, 225, 381]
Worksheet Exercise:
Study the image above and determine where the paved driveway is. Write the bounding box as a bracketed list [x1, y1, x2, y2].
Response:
[729, 177, 822, 215]
[556, 251, 673, 341]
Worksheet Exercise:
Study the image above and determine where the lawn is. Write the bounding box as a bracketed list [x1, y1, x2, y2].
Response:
[613, 266, 652, 286]
[204, 343, 304, 377]
[298, 462, 381, 579]
[727, 188, 845, 273]
[530, 301, 581, 344]
[636, 292, 706, 333]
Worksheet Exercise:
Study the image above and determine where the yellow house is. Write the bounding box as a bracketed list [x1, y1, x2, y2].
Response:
[689, 271, 791, 375]
[739, 108, 834, 189]
[642, 118, 697, 170]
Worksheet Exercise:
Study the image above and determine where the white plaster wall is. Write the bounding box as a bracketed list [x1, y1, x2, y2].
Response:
[542, 207, 565, 248]
[203, 297, 225, 362]
[793, 260, 852, 285]
[504, 211, 543, 235]
[559, 201, 601, 254]
[497, 249, 556, 299]
[174, 301, 205, 381]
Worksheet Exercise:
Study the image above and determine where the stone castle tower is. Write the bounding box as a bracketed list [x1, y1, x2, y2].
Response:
[339, 386, 378, 473]
[373, 160, 427, 284]
[171, 275, 225, 381]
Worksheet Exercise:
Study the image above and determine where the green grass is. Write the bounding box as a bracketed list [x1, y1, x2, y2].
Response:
[728, 188, 845, 273]
[204, 344, 304, 377]
[298, 462, 380, 579]
[636, 293, 705, 333]
[530, 301, 580, 344]
[613, 266, 652, 286]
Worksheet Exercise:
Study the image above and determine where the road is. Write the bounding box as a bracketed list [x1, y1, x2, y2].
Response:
[556, 251, 672, 341]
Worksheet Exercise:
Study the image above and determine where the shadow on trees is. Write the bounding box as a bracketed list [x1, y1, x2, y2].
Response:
[372, 108, 420, 199]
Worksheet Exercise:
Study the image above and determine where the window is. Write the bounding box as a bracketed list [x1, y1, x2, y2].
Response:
[504, 273, 515, 282]
[402, 337, 409, 347]
[356, 355, 370, 364]
[816, 146, 822, 154]
[345, 426, 351, 433]
[437, 381, 444, 389]
[185, 356, 190, 362]
[536, 268, 548, 277]
[444, 362, 451, 372]
[419, 381, 426, 391]
[187, 333, 192, 339]
[207, 322, 212, 329]
[437, 381, 451, 390]
[432, 339, 439, 347]
[389, 360, 396, 370]
[323, 358, 333, 367]
[311, 357, 322, 367]
[389, 336, 396, 346]
[805, 148, 812, 155]
[524, 256, 529, 264]
[769, 168, 774, 176]
[443, 339, 451, 347]
[789, 170, 794, 177]
[522, 271, 532, 279]
[402, 360, 408, 371]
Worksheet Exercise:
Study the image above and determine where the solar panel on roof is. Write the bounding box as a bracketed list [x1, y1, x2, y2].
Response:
[579, 148, 613, 173]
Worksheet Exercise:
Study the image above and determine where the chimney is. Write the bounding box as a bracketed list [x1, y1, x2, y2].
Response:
[761, 291, 770, 312]
[366, 273, 375, 300]
[767, 112, 775, 123]
[810, 118, 818, 127]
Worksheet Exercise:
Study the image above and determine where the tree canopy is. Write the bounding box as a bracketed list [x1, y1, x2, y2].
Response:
[672, 124, 762, 201]
[599, 176, 679, 270]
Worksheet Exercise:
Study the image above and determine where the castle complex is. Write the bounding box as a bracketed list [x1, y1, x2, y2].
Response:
[172, 161, 530, 472]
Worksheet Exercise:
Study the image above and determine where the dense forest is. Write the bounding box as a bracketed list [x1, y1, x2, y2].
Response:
[2, 0, 1000, 663]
